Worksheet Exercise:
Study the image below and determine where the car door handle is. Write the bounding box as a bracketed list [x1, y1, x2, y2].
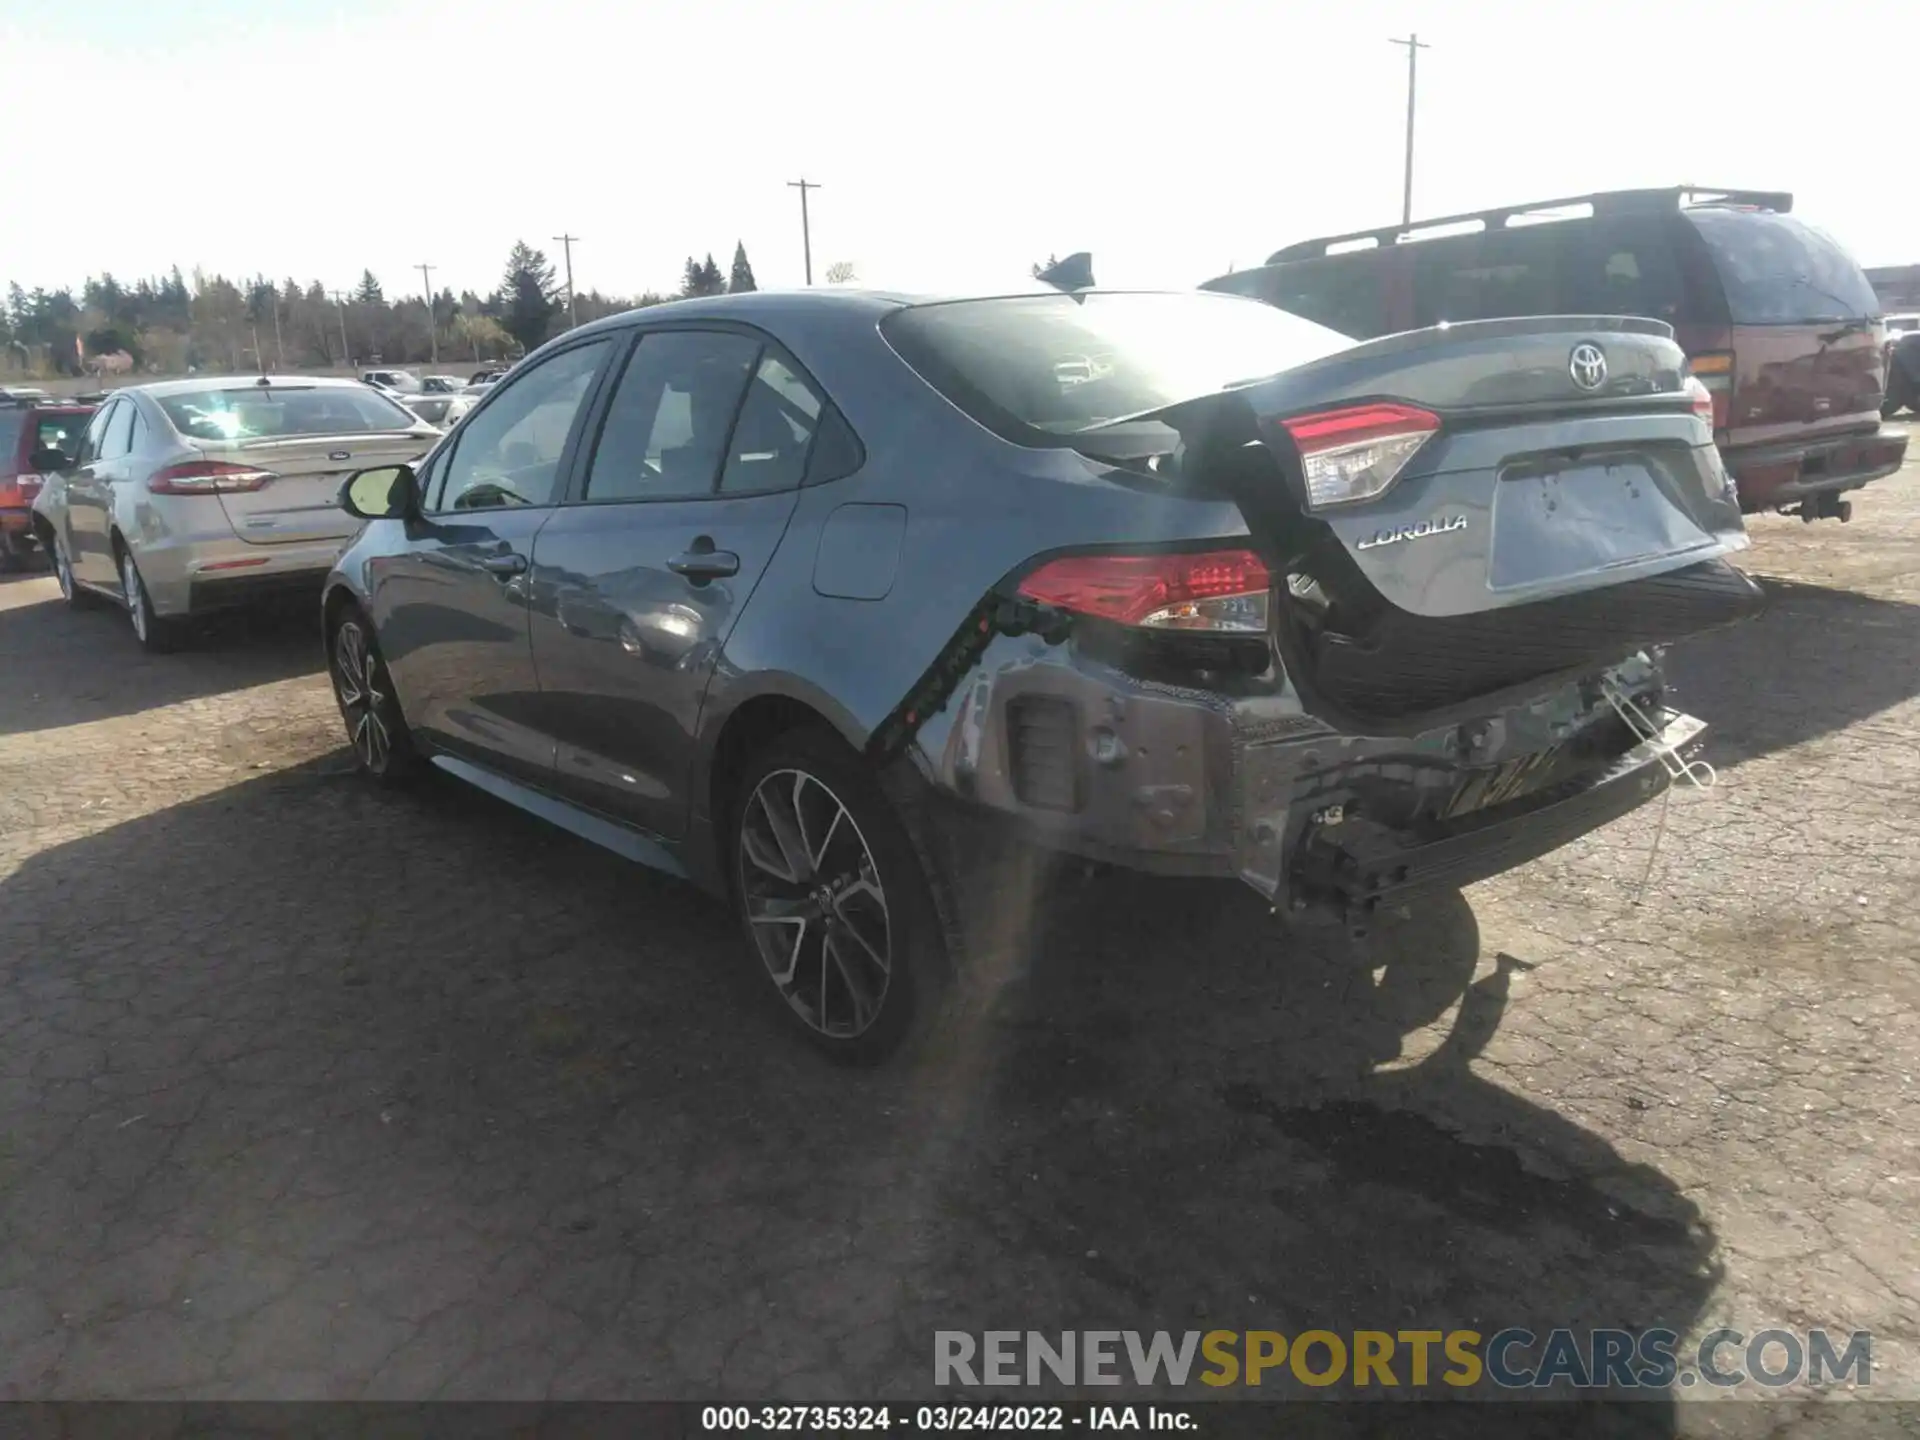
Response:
[478, 552, 528, 577]
[667, 549, 740, 580]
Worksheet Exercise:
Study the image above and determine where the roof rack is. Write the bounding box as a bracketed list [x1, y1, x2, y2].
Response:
[1266, 185, 1794, 264]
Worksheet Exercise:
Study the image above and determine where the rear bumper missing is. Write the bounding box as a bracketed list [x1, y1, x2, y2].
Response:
[915, 630, 1693, 916]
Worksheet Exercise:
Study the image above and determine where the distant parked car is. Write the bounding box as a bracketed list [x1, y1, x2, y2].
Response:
[420, 374, 468, 393]
[361, 369, 423, 394]
[1885, 331, 1920, 418]
[1884, 314, 1920, 342]
[399, 392, 478, 430]
[467, 365, 512, 388]
[1207, 186, 1908, 523]
[31, 376, 436, 650]
[0, 395, 95, 570]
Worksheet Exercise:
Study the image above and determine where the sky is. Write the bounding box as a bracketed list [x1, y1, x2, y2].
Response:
[0, 0, 1911, 303]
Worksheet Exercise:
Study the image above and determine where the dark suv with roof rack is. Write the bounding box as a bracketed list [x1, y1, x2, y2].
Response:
[1205, 187, 1907, 523]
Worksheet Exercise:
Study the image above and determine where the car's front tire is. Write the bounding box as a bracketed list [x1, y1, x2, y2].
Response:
[47, 530, 101, 609]
[728, 728, 951, 1066]
[328, 604, 421, 785]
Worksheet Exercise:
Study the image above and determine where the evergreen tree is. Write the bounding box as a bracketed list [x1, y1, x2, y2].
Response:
[699, 254, 725, 295]
[681, 256, 705, 297]
[499, 241, 561, 353]
[728, 241, 757, 293]
[354, 269, 384, 305]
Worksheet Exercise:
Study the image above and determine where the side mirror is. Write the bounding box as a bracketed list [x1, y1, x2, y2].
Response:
[29, 445, 69, 473]
[339, 463, 416, 520]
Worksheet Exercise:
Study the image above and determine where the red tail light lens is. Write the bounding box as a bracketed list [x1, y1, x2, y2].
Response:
[148, 460, 275, 495]
[1276, 401, 1441, 509]
[1687, 352, 1733, 434]
[1017, 549, 1271, 633]
[1684, 375, 1715, 423]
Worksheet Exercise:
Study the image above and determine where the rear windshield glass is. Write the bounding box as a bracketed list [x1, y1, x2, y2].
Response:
[880, 292, 1351, 440]
[159, 387, 418, 441]
[1684, 209, 1880, 324]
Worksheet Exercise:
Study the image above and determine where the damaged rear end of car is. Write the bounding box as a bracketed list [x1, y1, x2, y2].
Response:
[874, 296, 1764, 925]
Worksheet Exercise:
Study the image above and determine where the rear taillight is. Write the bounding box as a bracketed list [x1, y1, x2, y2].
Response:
[1275, 401, 1441, 509]
[148, 460, 275, 495]
[1687, 352, 1733, 433]
[1017, 549, 1272, 633]
[1684, 376, 1715, 423]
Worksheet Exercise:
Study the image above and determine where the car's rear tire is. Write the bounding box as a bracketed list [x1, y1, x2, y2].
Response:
[328, 603, 421, 785]
[0, 531, 29, 574]
[728, 728, 951, 1066]
[48, 530, 101, 610]
[117, 545, 182, 653]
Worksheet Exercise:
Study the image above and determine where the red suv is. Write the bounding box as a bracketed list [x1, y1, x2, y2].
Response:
[0, 395, 96, 569]
[1205, 187, 1908, 522]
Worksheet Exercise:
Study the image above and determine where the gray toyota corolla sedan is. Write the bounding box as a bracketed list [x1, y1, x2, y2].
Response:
[323, 288, 1764, 1063]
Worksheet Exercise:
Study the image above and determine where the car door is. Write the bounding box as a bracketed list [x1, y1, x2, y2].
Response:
[528, 328, 826, 838]
[370, 337, 615, 782]
[66, 399, 131, 585]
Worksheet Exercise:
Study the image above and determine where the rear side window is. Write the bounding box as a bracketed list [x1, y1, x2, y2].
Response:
[99, 402, 135, 461]
[1235, 254, 1392, 339]
[0, 411, 21, 467]
[1407, 219, 1685, 328]
[1683, 209, 1880, 324]
[583, 331, 761, 502]
[159, 386, 419, 441]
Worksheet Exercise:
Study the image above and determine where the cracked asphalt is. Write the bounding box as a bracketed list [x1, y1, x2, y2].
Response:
[1, 431, 1917, 1429]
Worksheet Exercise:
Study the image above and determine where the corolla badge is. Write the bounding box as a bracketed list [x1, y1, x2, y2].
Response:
[1356, 514, 1468, 551]
[1568, 343, 1608, 391]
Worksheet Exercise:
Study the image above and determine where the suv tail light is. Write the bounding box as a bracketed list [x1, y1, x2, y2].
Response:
[1687, 352, 1734, 432]
[148, 460, 275, 495]
[1017, 549, 1271, 633]
[1274, 401, 1441, 508]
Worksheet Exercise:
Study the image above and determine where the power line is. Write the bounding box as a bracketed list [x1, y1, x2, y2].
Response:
[552, 235, 580, 328]
[1389, 34, 1431, 227]
[786, 179, 820, 286]
[417, 263, 437, 365]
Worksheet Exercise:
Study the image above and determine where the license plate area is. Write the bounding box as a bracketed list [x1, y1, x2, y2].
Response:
[1490, 449, 1711, 592]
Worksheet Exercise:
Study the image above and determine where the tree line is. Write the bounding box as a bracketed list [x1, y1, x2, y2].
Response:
[1, 240, 765, 377]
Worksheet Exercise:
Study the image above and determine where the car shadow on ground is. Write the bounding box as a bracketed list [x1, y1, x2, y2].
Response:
[0, 752, 1716, 1419]
[0, 587, 324, 737]
[1662, 577, 1920, 770]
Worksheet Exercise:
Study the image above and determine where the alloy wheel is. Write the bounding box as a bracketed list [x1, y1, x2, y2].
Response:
[121, 552, 147, 643]
[737, 768, 892, 1039]
[332, 619, 393, 773]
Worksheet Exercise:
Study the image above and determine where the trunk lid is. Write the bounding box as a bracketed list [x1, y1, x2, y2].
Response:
[207, 432, 431, 546]
[1102, 314, 1750, 620]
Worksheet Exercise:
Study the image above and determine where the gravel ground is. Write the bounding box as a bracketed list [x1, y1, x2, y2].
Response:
[1, 433, 1916, 1433]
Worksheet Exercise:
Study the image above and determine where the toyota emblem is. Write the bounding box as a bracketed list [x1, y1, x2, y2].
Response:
[1569, 343, 1608, 391]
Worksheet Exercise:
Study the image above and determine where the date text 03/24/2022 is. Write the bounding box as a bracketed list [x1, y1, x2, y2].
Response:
[701, 1405, 1191, 1432]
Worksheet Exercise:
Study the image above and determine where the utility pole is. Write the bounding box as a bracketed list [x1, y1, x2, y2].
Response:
[1389, 33, 1430, 226]
[329, 289, 352, 369]
[551, 234, 579, 329]
[787, 179, 820, 285]
[417, 262, 438, 365]
[270, 291, 285, 371]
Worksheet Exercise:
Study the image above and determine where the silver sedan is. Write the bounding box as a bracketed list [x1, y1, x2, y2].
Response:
[31, 376, 438, 651]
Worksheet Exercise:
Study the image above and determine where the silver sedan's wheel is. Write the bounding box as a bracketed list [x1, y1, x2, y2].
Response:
[121, 551, 148, 643]
[738, 768, 893, 1039]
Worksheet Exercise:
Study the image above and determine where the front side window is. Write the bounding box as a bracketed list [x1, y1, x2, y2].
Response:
[432, 340, 611, 512]
[583, 331, 761, 502]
